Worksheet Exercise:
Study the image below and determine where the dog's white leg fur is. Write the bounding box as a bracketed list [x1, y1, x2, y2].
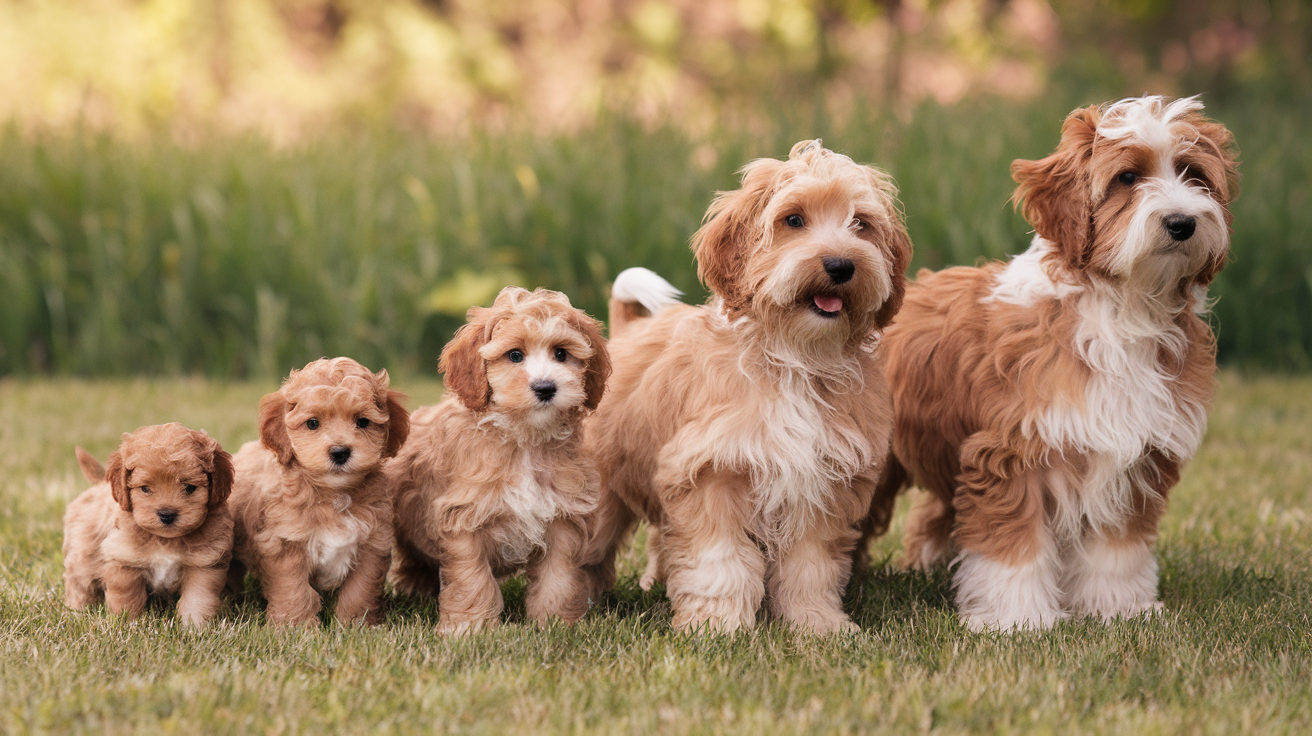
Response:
[954, 534, 1066, 632]
[666, 537, 766, 633]
[767, 522, 859, 634]
[611, 267, 683, 314]
[1062, 533, 1162, 621]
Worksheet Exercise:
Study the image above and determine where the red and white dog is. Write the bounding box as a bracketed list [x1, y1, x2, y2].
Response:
[867, 96, 1239, 631]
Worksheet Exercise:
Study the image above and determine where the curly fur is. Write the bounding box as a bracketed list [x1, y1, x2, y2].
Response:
[62, 423, 234, 627]
[583, 140, 911, 634]
[389, 287, 609, 636]
[229, 357, 410, 626]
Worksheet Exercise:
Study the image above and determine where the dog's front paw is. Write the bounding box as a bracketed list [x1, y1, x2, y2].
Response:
[1094, 599, 1164, 623]
[671, 595, 756, 634]
[437, 616, 499, 637]
[962, 607, 1067, 633]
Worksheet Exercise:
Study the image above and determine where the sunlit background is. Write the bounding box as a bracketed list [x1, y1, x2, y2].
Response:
[1, 0, 1307, 377]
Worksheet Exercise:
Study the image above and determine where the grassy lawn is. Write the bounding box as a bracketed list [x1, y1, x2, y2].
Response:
[2, 373, 1310, 734]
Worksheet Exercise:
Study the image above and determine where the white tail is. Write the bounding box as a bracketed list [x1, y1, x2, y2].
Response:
[611, 267, 682, 314]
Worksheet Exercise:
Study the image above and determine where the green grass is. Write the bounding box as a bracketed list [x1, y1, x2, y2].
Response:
[2, 373, 1311, 734]
[2, 90, 1310, 378]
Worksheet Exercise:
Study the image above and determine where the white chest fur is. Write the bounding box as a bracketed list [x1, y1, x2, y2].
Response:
[491, 453, 560, 566]
[685, 370, 873, 547]
[1035, 288, 1209, 537]
[305, 512, 369, 591]
[144, 551, 183, 593]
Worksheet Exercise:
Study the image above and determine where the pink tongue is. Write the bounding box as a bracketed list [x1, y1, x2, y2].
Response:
[814, 295, 843, 313]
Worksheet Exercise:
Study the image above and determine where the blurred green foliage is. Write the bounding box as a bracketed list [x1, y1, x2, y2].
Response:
[1, 89, 1307, 377]
[0, 1, 1308, 375]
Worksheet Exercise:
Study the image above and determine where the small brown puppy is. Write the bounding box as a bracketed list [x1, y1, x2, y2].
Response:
[229, 357, 410, 626]
[62, 423, 235, 627]
[389, 287, 610, 636]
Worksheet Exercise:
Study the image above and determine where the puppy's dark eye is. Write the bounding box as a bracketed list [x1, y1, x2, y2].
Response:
[785, 214, 805, 228]
[851, 218, 870, 231]
[554, 347, 568, 362]
[1117, 171, 1138, 186]
[356, 417, 370, 429]
[306, 419, 320, 430]
[139, 486, 151, 495]
[183, 484, 197, 495]
[508, 350, 525, 363]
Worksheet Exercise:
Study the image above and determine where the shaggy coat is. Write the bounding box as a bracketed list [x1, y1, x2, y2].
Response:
[63, 423, 235, 627]
[229, 357, 409, 626]
[584, 140, 912, 634]
[389, 287, 609, 636]
[863, 96, 1240, 631]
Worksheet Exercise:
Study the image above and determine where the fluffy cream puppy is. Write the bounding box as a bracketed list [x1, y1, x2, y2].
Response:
[389, 287, 609, 636]
[229, 357, 409, 626]
[583, 140, 912, 634]
[63, 423, 234, 627]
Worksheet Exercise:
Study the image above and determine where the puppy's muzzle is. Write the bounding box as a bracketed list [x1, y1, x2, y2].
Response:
[1163, 213, 1196, 242]
[531, 380, 557, 403]
[157, 509, 179, 526]
[329, 445, 352, 466]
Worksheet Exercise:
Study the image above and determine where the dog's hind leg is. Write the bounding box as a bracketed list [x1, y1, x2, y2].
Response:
[899, 491, 956, 571]
[390, 536, 442, 599]
[853, 455, 909, 572]
[580, 484, 638, 600]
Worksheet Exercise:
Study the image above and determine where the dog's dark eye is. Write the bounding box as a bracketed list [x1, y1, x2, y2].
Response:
[306, 419, 320, 430]
[356, 417, 370, 429]
[139, 485, 151, 495]
[183, 484, 197, 495]
[508, 350, 524, 363]
[1117, 171, 1138, 186]
[785, 214, 805, 228]
[554, 347, 568, 362]
[851, 218, 870, 231]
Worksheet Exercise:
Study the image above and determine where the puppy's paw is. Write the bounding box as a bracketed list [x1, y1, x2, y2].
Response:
[783, 611, 860, 635]
[1095, 599, 1164, 623]
[437, 616, 499, 637]
[671, 595, 756, 634]
[962, 608, 1067, 633]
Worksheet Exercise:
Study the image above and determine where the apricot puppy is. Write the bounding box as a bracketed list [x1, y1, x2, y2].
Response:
[63, 423, 235, 627]
[389, 287, 610, 636]
[229, 357, 409, 626]
[583, 140, 911, 634]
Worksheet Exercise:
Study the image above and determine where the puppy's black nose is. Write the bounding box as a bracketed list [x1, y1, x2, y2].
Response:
[329, 446, 352, 466]
[822, 256, 855, 284]
[1164, 214, 1196, 241]
[531, 380, 557, 402]
[157, 509, 178, 526]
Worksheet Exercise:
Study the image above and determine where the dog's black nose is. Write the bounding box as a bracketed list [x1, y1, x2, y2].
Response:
[531, 380, 557, 402]
[329, 446, 352, 465]
[1164, 214, 1196, 241]
[822, 256, 855, 284]
[157, 509, 178, 526]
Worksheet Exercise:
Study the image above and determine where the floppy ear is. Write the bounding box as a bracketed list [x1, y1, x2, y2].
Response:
[258, 392, 296, 466]
[1011, 106, 1099, 272]
[693, 157, 783, 314]
[1187, 117, 1241, 287]
[105, 448, 131, 512]
[382, 381, 411, 459]
[872, 216, 914, 330]
[199, 434, 235, 509]
[439, 310, 492, 412]
[569, 309, 612, 410]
